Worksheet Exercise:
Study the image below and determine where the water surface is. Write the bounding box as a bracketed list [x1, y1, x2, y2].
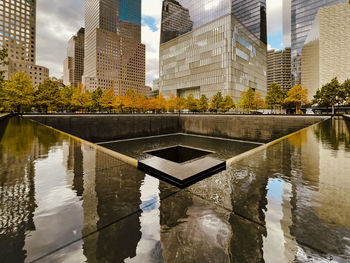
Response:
[0, 117, 349, 262]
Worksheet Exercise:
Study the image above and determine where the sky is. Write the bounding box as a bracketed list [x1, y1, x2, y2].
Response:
[36, 0, 284, 86]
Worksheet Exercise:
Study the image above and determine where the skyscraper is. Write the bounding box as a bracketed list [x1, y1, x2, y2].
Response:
[159, 0, 267, 101]
[290, 0, 347, 85]
[161, 0, 267, 44]
[267, 48, 292, 92]
[83, 0, 147, 95]
[0, 0, 49, 86]
[232, 0, 267, 44]
[282, 0, 291, 48]
[302, 2, 350, 101]
[63, 28, 85, 87]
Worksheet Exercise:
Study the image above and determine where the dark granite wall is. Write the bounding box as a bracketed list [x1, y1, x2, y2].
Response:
[25, 114, 330, 143]
[25, 114, 180, 143]
[180, 115, 330, 143]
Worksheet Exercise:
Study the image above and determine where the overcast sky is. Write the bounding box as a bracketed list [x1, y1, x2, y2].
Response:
[36, 0, 283, 86]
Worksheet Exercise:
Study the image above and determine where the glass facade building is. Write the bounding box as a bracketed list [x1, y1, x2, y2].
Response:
[290, 0, 347, 85]
[161, 0, 266, 44]
[159, 0, 267, 101]
[232, 0, 267, 44]
[159, 15, 267, 101]
[83, 0, 147, 95]
[301, 2, 350, 101]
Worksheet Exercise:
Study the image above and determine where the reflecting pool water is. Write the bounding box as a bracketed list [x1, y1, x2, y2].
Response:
[0, 117, 350, 262]
[98, 133, 261, 160]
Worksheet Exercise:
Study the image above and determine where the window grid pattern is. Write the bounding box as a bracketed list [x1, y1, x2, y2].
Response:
[0, 0, 49, 86]
[290, 0, 347, 85]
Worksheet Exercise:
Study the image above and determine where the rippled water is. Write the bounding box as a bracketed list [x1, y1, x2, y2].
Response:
[0, 117, 349, 262]
[98, 133, 261, 161]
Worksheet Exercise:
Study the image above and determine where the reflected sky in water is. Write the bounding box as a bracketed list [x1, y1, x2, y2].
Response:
[0, 117, 350, 262]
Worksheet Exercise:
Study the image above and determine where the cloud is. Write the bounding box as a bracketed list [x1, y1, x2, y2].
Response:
[36, 0, 84, 78]
[266, 0, 283, 36]
[142, 0, 162, 86]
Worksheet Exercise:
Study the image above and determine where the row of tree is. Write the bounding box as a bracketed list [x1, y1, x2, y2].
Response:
[2, 46, 349, 114]
[0, 71, 312, 114]
[264, 77, 350, 113]
[0, 72, 248, 113]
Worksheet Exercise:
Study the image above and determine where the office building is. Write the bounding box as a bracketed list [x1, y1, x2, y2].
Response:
[161, 0, 267, 45]
[290, 0, 347, 85]
[63, 28, 85, 87]
[83, 0, 147, 96]
[267, 48, 292, 91]
[232, 0, 267, 44]
[159, 0, 267, 101]
[301, 2, 350, 101]
[0, 0, 49, 86]
[283, 0, 291, 48]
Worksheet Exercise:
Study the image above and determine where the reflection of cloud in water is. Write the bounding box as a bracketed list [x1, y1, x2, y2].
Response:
[126, 175, 162, 262]
[263, 178, 296, 263]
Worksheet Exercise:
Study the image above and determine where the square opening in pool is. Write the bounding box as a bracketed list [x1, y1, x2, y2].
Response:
[146, 145, 212, 163]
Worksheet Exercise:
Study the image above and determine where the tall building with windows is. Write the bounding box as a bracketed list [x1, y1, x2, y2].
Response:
[159, 0, 267, 101]
[267, 48, 292, 92]
[0, 0, 49, 86]
[83, 0, 147, 96]
[290, 0, 347, 85]
[302, 2, 350, 101]
[63, 28, 85, 87]
[283, 0, 291, 48]
[232, 0, 267, 44]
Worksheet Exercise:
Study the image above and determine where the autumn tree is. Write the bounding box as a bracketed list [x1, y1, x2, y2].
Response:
[59, 85, 74, 112]
[265, 82, 284, 112]
[99, 89, 115, 112]
[34, 78, 61, 113]
[186, 93, 199, 112]
[112, 95, 125, 112]
[284, 84, 309, 114]
[221, 94, 235, 112]
[92, 87, 103, 111]
[147, 97, 161, 113]
[198, 94, 209, 112]
[253, 92, 265, 110]
[175, 96, 186, 112]
[2, 72, 35, 113]
[210, 92, 223, 112]
[238, 87, 255, 113]
[71, 86, 92, 112]
[134, 93, 148, 113]
[158, 93, 167, 112]
[0, 48, 8, 111]
[167, 94, 177, 112]
[343, 79, 350, 104]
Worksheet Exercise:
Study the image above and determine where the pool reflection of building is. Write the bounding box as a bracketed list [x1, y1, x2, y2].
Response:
[1, 117, 350, 261]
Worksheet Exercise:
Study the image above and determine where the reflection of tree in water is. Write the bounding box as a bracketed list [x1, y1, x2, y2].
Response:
[289, 118, 350, 259]
[0, 117, 63, 261]
[287, 129, 308, 148]
[313, 118, 350, 152]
